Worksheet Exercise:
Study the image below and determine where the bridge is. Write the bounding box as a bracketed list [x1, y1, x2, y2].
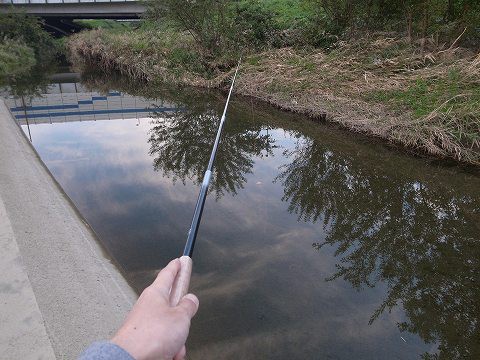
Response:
[0, 0, 146, 19]
[0, 0, 147, 35]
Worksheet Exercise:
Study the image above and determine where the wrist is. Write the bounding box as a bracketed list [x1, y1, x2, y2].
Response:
[111, 333, 143, 360]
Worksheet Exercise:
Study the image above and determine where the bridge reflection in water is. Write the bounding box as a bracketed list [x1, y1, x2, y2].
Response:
[5, 81, 176, 131]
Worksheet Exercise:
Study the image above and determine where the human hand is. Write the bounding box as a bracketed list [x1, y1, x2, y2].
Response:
[112, 258, 199, 360]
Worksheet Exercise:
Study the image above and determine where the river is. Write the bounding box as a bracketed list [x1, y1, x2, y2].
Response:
[3, 71, 480, 359]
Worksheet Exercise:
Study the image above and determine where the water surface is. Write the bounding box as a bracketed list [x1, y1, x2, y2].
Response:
[4, 74, 480, 359]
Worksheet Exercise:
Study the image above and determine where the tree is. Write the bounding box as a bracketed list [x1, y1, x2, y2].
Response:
[147, 0, 235, 56]
[306, 0, 480, 45]
[0, 12, 58, 65]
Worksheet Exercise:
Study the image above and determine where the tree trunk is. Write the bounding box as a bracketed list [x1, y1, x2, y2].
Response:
[421, 0, 430, 51]
[446, 0, 455, 22]
[405, 8, 413, 43]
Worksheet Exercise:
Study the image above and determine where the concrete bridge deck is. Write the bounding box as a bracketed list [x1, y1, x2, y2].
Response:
[0, 0, 146, 19]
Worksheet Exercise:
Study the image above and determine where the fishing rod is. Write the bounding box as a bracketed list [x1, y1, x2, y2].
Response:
[169, 59, 241, 306]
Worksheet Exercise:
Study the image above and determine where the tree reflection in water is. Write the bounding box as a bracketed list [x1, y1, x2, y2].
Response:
[148, 95, 277, 198]
[81, 71, 277, 198]
[1, 60, 57, 99]
[277, 137, 480, 359]
[79, 70, 479, 357]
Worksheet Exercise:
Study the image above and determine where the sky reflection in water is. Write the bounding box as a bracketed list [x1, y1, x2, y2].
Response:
[19, 84, 480, 359]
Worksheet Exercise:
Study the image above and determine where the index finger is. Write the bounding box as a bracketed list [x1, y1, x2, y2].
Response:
[151, 258, 180, 295]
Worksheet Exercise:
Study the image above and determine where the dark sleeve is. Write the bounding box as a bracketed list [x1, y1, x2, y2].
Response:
[79, 341, 135, 360]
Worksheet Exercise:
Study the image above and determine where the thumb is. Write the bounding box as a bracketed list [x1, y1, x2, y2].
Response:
[173, 345, 187, 360]
[177, 293, 199, 318]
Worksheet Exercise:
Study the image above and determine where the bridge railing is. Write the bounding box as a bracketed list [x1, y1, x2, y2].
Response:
[1, 0, 137, 4]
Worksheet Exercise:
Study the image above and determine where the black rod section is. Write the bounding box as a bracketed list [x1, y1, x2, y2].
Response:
[183, 60, 241, 257]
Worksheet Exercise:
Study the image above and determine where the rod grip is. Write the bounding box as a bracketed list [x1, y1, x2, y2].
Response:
[169, 256, 193, 306]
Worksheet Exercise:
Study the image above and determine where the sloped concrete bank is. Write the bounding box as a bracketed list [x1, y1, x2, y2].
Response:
[0, 100, 137, 359]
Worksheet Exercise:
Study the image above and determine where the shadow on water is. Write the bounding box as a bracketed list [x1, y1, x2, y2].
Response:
[23, 70, 480, 359]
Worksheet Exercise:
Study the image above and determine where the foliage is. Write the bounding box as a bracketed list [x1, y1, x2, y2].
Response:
[0, 11, 60, 89]
[306, 0, 480, 46]
[0, 38, 36, 82]
[146, 0, 236, 56]
[146, 0, 310, 55]
[0, 12, 59, 65]
[257, 0, 313, 29]
[232, 1, 279, 48]
[145, 0, 479, 56]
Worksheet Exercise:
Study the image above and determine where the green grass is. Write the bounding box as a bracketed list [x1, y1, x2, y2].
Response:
[166, 46, 208, 75]
[285, 55, 316, 72]
[368, 68, 480, 153]
[246, 54, 262, 66]
[240, 0, 314, 29]
[74, 19, 137, 32]
[370, 70, 480, 118]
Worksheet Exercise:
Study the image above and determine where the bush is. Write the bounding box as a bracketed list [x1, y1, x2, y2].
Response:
[0, 12, 60, 92]
[146, 0, 293, 55]
[306, 0, 480, 46]
[146, 0, 235, 56]
[0, 12, 59, 65]
[0, 38, 36, 81]
[232, 1, 279, 48]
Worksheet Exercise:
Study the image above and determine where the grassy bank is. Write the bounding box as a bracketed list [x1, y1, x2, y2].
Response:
[68, 27, 479, 165]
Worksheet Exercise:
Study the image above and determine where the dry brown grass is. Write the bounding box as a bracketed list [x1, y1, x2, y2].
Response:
[68, 31, 480, 165]
[235, 38, 480, 165]
[67, 29, 226, 86]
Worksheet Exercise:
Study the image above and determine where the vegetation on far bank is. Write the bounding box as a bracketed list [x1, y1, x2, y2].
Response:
[73, 19, 139, 32]
[0, 38, 36, 80]
[0, 12, 61, 93]
[68, 0, 479, 165]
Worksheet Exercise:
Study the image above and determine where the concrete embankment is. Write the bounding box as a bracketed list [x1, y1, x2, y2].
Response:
[0, 100, 137, 359]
